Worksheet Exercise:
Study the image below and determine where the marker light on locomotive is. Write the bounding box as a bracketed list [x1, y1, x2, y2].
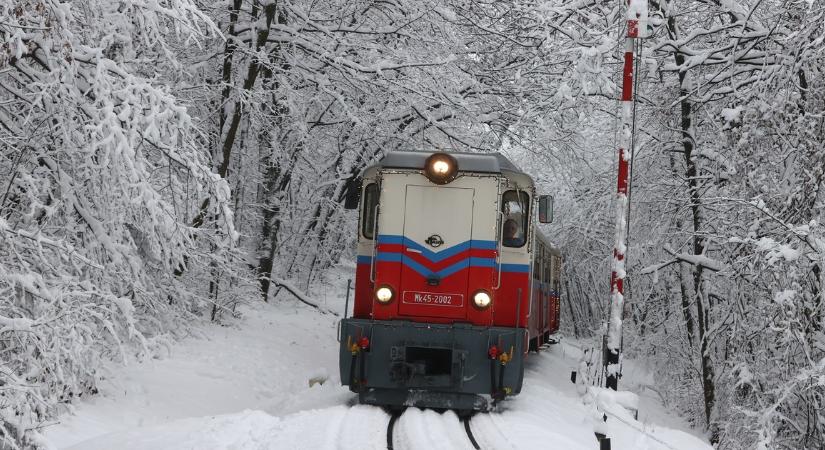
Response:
[423, 152, 458, 184]
[375, 285, 394, 304]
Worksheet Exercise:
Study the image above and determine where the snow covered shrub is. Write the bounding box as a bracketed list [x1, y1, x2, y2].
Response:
[0, 1, 246, 447]
[714, 58, 825, 449]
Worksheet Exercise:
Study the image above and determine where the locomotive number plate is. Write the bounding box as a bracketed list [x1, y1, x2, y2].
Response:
[402, 291, 464, 307]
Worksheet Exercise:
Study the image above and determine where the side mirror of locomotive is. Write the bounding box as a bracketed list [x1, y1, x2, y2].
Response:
[343, 176, 362, 210]
[538, 195, 554, 224]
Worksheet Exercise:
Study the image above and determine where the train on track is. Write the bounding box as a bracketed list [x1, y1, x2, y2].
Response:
[339, 151, 562, 412]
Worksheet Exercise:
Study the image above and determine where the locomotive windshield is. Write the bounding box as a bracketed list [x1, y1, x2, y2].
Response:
[501, 190, 529, 248]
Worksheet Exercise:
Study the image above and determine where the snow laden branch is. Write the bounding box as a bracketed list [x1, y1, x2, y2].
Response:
[640, 245, 724, 275]
[269, 277, 339, 316]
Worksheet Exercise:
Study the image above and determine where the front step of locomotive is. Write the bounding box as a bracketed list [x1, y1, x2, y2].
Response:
[339, 318, 526, 411]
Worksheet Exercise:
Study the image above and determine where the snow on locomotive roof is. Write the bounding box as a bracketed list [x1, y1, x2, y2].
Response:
[376, 151, 523, 174]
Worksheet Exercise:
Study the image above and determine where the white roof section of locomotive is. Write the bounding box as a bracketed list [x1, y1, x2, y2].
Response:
[361, 151, 535, 187]
[378, 150, 520, 173]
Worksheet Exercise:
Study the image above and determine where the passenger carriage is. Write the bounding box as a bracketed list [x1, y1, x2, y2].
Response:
[339, 151, 561, 411]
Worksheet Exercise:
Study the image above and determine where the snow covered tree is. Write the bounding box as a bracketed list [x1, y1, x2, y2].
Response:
[184, 0, 615, 303]
[0, 1, 242, 446]
[592, 1, 825, 447]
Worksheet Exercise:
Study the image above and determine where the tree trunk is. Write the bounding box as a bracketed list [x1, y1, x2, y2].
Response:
[257, 137, 300, 301]
[190, 0, 278, 233]
[668, 15, 717, 442]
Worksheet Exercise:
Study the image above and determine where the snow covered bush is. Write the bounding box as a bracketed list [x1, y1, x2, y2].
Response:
[715, 35, 825, 446]
[0, 1, 245, 447]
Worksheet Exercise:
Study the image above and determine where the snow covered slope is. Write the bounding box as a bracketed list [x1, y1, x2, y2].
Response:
[44, 300, 711, 450]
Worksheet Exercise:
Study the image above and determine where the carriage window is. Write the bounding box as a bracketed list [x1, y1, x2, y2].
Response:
[533, 243, 543, 280]
[501, 190, 529, 248]
[554, 256, 562, 288]
[361, 183, 379, 239]
[545, 252, 553, 284]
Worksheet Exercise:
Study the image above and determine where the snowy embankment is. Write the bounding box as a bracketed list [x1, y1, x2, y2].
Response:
[44, 293, 711, 449]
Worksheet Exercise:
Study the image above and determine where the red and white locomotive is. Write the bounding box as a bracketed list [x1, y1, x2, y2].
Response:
[340, 151, 561, 411]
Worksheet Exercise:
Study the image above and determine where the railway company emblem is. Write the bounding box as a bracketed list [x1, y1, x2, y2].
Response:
[425, 234, 444, 248]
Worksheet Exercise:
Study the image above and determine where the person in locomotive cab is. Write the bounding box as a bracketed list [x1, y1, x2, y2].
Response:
[503, 218, 524, 247]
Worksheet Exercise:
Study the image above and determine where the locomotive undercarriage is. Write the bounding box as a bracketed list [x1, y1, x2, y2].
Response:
[339, 318, 526, 411]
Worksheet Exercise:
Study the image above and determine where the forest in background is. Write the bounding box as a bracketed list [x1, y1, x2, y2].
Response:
[1, 0, 823, 448]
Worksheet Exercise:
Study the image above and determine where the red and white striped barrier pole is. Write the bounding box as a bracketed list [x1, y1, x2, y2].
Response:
[606, 0, 646, 391]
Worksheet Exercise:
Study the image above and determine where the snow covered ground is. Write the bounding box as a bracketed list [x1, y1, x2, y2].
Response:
[44, 290, 712, 450]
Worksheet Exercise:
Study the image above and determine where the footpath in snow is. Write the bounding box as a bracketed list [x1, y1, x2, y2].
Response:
[44, 292, 712, 449]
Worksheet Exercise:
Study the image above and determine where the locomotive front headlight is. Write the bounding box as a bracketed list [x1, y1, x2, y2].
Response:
[424, 152, 458, 185]
[375, 285, 395, 304]
[432, 160, 450, 175]
[472, 290, 492, 309]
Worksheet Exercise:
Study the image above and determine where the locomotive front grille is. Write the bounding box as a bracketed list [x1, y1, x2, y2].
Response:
[406, 347, 452, 376]
[389, 345, 460, 387]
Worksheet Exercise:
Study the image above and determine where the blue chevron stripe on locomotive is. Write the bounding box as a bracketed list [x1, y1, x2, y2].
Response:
[376, 235, 497, 260]
[368, 234, 529, 277]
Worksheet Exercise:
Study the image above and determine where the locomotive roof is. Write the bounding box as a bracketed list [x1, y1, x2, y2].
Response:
[375, 151, 523, 174]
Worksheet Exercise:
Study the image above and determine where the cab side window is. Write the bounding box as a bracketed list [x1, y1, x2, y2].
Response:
[361, 183, 379, 239]
[501, 190, 529, 248]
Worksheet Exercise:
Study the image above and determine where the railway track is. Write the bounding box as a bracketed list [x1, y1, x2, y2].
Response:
[386, 411, 401, 450]
[462, 416, 482, 449]
[386, 408, 481, 450]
